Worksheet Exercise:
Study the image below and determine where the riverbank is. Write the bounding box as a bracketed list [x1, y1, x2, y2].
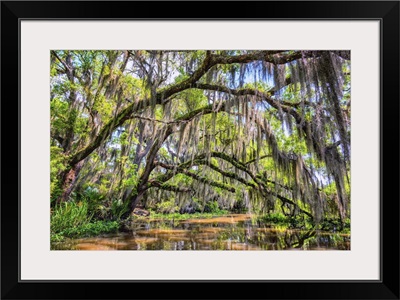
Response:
[51, 210, 350, 246]
[51, 213, 350, 250]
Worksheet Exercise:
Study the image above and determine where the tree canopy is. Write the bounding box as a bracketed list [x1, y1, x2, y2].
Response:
[50, 50, 351, 222]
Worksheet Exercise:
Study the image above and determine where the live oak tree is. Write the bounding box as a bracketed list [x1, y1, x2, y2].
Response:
[50, 50, 350, 222]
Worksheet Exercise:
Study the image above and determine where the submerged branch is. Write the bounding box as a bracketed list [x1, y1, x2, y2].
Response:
[275, 194, 314, 219]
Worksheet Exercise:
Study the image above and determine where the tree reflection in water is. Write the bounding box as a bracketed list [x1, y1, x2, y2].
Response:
[52, 214, 350, 250]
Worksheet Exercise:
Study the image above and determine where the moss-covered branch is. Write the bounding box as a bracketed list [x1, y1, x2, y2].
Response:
[275, 194, 314, 219]
[156, 162, 236, 193]
[68, 50, 338, 168]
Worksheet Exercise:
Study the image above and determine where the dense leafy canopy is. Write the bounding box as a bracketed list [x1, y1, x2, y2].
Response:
[50, 50, 350, 222]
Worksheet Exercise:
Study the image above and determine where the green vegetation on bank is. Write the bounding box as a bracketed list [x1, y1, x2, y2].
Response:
[51, 221, 119, 243]
[51, 199, 350, 244]
[258, 212, 350, 233]
[50, 201, 121, 242]
[144, 210, 229, 221]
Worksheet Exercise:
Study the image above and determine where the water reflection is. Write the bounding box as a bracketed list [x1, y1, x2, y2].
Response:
[52, 214, 350, 250]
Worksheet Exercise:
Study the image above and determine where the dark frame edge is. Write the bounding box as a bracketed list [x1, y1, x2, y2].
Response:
[1, 1, 20, 299]
[381, 2, 400, 297]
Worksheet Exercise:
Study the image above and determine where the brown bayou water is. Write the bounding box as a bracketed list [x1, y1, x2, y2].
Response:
[52, 214, 350, 250]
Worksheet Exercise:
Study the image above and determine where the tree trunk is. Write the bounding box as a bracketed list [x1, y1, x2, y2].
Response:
[57, 161, 84, 204]
[121, 188, 146, 219]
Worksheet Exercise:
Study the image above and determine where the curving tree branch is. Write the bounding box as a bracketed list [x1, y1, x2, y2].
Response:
[68, 50, 346, 168]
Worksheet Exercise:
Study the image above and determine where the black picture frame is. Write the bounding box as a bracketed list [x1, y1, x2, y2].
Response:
[1, 1, 399, 299]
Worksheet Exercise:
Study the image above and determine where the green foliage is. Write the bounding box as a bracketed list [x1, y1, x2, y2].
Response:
[121, 162, 138, 188]
[50, 233, 65, 243]
[232, 190, 248, 213]
[59, 221, 119, 238]
[204, 200, 222, 213]
[260, 212, 288, 224]
[50, 195, 120, 242]
[318, 218, 350, 233]
[121, 76, 146, 99]
[50, 146, 67, 201]
[50, 98, 69, 131]
[155, 200, 179, 214]
[242, 81, 272, 92]
[258, 212, 350, 233]
[110, 199, 130, 220]
[323, 182, 338, 195]
[166, 173, 193, 187]
[180, 89, 208, 111]
[79, 187, 107, 219]
[94, 95, 114, 122]
[51, 221, 119, 242]
[78, 188, 131, 221]
[118, 132, 130, 146]
[51, 201, 92, 234]
[259, 212, 314, 230]
[148, 211, 229, 221]
[98, 177, 111, 195]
